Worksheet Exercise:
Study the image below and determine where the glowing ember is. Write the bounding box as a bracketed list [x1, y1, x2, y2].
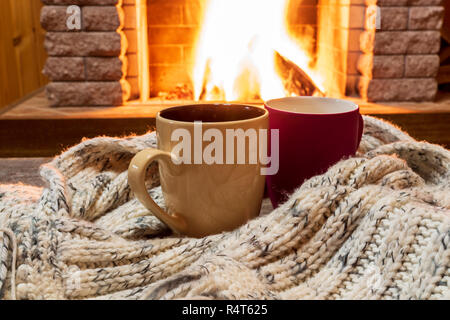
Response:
[192, 0, 324, 101]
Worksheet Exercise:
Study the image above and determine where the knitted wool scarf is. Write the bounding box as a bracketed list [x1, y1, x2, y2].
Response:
[0, 116, 449, 300]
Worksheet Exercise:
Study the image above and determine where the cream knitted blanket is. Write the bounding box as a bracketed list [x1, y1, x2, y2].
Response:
[0, 116, 449, 300]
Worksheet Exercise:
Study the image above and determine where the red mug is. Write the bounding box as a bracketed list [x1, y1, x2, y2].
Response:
[265, 97, 364, 208]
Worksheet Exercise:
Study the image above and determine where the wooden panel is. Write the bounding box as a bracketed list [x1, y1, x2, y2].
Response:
[0, 90, 448, 157]
[0, 0, 48, 110]
[0, 112, 447, 158]
[374, 113, 450, 149]
[0, 0, 21, 109]
[31, 0, 48, 86]
[0, 118, 157, 157]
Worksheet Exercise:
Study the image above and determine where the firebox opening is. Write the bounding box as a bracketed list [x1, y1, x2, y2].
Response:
[38, 0, 447, 107]
[142, 0, 351, 103]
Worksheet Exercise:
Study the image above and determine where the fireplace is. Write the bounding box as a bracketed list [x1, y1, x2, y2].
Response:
[40, 0, 445, 106]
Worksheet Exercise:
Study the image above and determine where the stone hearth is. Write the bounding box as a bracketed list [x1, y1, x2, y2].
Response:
[40, 0, 445, 106]
[0, 89, 449, 157]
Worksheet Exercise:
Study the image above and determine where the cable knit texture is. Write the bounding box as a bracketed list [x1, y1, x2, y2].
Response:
[0, 116, 448, 300]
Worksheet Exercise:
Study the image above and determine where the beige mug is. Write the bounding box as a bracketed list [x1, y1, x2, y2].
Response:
[128, 104, 269, 238]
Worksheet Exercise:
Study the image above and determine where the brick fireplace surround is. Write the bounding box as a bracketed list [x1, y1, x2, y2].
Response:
[40, 0, 445, 106]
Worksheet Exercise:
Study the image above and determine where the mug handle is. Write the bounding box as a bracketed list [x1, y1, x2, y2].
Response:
[357, 113, 364, 148]
[128, 149, 187, 234]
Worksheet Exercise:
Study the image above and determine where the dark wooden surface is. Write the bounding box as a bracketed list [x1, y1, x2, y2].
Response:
[1, 90, 449, 157]
[0, 118, 156, 157]
[376, 113, 450, 148]
[0, 157, 50, 187]
[1, 113, 448, 158]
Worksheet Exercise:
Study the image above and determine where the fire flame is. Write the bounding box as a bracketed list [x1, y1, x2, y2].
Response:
[193, 0, 324, 101]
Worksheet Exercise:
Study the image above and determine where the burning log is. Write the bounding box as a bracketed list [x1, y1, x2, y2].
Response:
[194, 51, 324, 101]
[274, 51, 324, 97]
[157, 84, 194, 100]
